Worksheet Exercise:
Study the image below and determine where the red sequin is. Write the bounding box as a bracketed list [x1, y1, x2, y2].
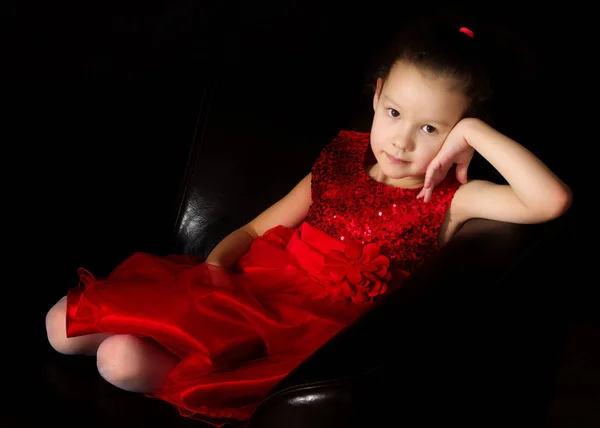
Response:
[306, 130, 460, 273]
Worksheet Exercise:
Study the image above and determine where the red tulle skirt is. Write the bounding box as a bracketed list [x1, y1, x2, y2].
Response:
[66, 222, 406, 427]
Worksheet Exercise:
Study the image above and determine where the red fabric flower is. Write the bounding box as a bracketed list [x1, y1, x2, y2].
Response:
[322, 239, 392, 304]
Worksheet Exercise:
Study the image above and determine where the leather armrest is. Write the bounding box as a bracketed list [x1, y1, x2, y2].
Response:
[248, 218, 547, 428]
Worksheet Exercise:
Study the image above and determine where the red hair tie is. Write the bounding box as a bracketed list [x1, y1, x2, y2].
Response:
[459, 27, 474, 38]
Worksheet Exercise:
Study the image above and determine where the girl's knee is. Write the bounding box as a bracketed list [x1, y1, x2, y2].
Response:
[45, 296, 71, 354]
[96, 334, 177, 393]
[96, 335, 140, 385]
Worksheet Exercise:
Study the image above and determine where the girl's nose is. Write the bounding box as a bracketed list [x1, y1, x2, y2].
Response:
[391, 132, 414, 151]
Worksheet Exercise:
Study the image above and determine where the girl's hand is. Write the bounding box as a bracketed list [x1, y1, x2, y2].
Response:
[417, 118, 476, 203]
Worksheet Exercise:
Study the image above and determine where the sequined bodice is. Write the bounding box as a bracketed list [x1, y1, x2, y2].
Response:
[305, 130, 460, 273]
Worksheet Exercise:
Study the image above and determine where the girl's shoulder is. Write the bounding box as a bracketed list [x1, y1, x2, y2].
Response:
[310, 129, 369, 199]
[319, 129, 369, 154]
[315, 130, 370, 168]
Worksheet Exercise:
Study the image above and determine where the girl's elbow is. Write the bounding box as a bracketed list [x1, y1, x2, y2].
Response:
[556, 185, 573, 216]
[541, 186, 573, 221]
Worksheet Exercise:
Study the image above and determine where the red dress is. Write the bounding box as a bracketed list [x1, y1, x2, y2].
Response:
[66, 130, 460, 427]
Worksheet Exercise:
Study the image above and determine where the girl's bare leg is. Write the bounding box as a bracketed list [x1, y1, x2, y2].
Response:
[46, 295, 111, 356]
[46, 295, 179, 392]
[96, 334, 180, 392]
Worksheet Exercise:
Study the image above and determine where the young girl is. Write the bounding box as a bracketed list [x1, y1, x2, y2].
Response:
[45, 17, 571, 427]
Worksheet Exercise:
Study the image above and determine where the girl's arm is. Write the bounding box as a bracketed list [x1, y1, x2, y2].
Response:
[441, 118, 572, 225]
[205, 173, 313, 268]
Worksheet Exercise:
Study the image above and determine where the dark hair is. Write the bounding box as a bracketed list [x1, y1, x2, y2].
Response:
[365, 14, 538, 126]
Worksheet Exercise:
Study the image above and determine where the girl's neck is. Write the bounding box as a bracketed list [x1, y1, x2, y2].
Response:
[366, 163, 425, 189]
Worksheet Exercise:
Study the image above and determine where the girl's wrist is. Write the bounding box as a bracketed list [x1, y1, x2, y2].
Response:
[205, 257, 223, 267]
[460, 118, 491, 149]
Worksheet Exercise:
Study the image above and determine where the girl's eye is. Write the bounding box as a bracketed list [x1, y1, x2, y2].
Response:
[422, 124, 437, 134]
[386, 108, 400, 118]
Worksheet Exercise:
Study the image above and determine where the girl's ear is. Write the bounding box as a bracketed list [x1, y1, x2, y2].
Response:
[373, 78, 383, 111]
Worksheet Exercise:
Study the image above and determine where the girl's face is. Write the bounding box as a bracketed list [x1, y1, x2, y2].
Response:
[370, 60, 469, 188]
